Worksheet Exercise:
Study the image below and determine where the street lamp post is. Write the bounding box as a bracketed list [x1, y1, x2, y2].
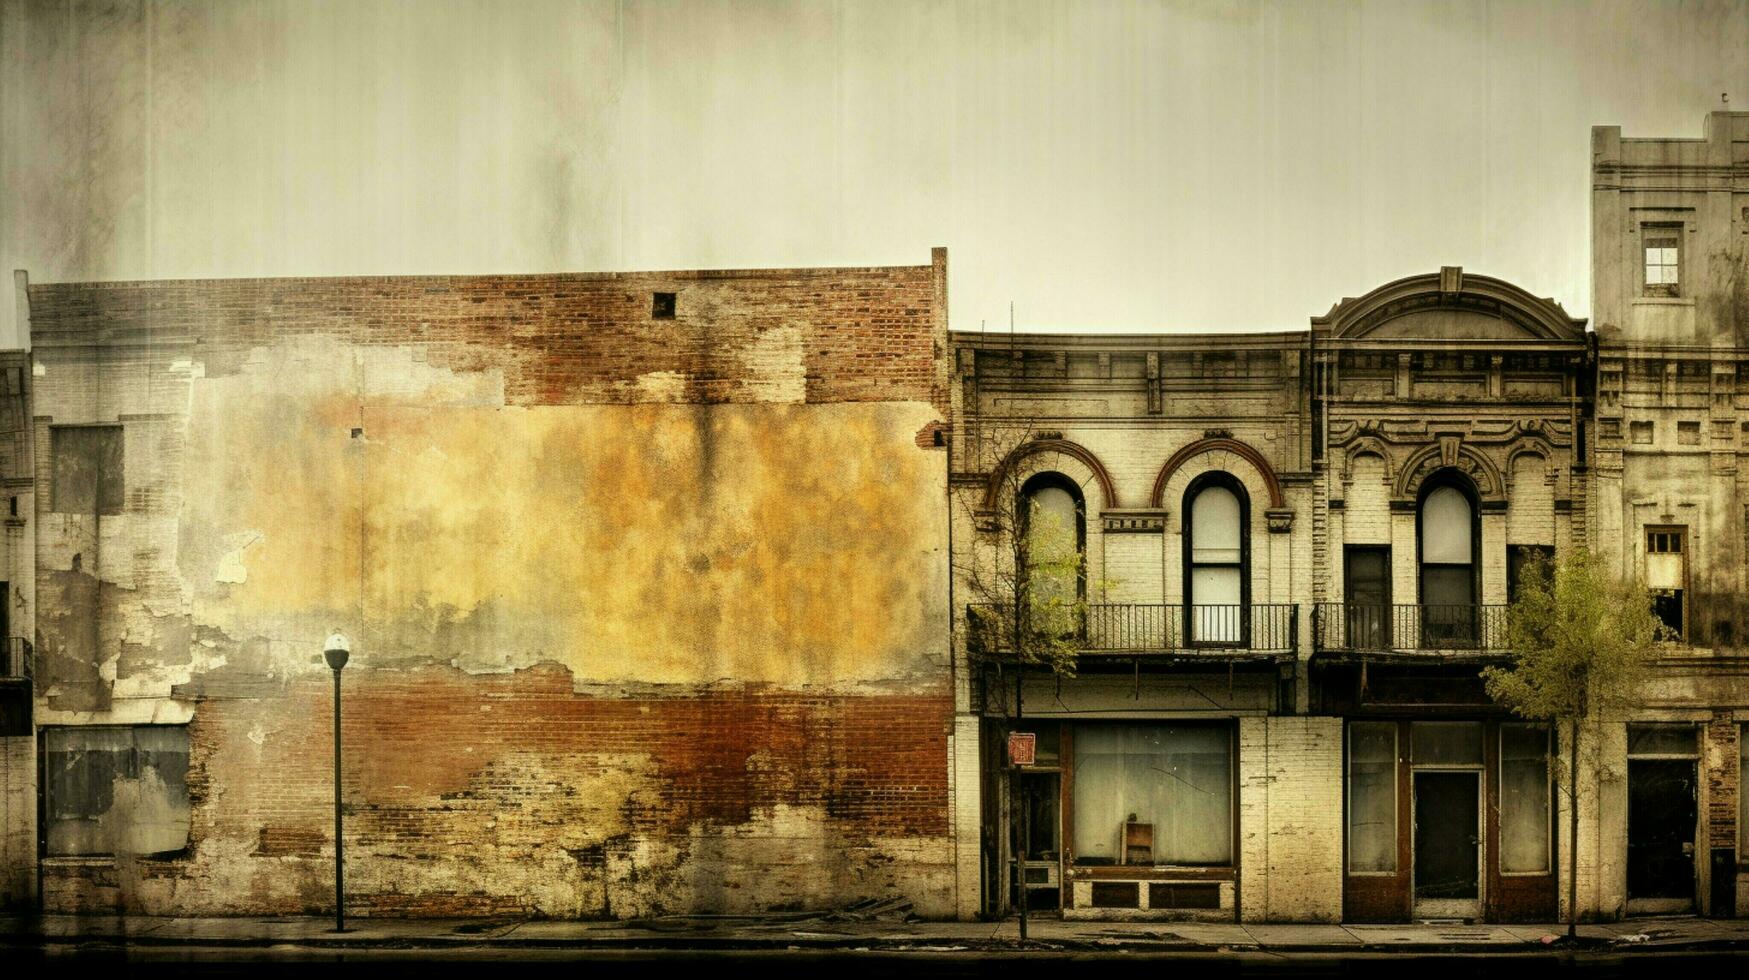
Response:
[324, 631, 351, 933]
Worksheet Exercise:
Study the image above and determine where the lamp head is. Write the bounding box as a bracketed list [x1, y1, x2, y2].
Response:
[324, 631, 351, 671]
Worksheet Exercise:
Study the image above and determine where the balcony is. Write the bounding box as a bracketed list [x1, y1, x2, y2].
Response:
[1312, 603, 1510, 658]
[966, 603, 1298, 661]
[1, 637, 30, 682]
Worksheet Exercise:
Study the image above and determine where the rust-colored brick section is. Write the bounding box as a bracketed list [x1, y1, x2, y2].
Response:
[1705, 714, 1739, 849]
[26, 262, 947, 410]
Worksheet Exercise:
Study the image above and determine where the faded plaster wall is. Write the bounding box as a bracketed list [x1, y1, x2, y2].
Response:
[23, 254, 959, 917]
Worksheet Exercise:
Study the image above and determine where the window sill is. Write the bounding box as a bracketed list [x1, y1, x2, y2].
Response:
[1631, 297, 1695, 307]
[1069, 865, 1235, 881]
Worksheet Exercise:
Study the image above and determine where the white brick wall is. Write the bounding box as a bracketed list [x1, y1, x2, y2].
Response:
[1238, 716, 1344, 922]
[949, 713, 983, 920]
[1508, 454, 1555, 545]
[1102, 533, 1163, 604]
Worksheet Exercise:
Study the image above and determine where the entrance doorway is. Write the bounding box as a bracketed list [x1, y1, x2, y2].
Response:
[1413, 771, 1481, 919]
[1627, 725, 1699, 913]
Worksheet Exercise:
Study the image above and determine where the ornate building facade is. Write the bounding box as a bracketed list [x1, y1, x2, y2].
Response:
[950, 113, 1749, 925]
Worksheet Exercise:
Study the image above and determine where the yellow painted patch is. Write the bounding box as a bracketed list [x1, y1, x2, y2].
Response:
[178, 341, 947, 687]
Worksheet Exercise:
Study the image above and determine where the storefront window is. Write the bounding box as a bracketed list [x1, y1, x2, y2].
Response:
[1348, 721, 1397, 873]
[1500, 724, 1551, 873]
[1070, 724, 1231, 866]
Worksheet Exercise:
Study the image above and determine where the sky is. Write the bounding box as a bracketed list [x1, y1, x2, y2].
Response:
[3, 0, 1747, 347]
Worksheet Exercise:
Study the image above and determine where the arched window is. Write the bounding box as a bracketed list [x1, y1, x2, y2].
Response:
[1418, 472, 1479, 646]
[1184, 474, 1248, 645]
[1020, 474, 1085, 634]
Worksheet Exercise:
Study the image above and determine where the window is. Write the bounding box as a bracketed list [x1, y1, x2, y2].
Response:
[1020, 474, 1084, 636]
[1418, 475, 1478, 646]
[651, 291, 677, 319]
[1678, 421, 1701, 446]
[1348, 721, 1397, 873]
[1184, 474, 1248, 644]
[1500, 725, 1551, 873]
[1643, 225, 1681, 296]
[44, 726, 191, 857]
[1630, 421, 1654, 445]
[1071, 723, 1232, 866]
[51, 425, 124, 516]
[1646, 527, 1686, 640]
[1507, 545, 1553, 604]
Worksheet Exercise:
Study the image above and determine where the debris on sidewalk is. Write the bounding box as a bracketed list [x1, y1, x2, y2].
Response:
[623, 895, 917, 932]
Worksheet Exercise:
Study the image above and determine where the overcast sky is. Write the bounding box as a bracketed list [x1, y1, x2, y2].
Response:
[4, 0, 1747, 346]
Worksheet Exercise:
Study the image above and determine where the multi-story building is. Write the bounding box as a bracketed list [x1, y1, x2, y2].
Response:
[1588, 111, 1749, 919]
[0, 114, 1745, 925]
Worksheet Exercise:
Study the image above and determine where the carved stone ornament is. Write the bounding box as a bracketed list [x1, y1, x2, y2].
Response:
[1100, 509, 1168, 534]
[1265, 507, 1295, 533]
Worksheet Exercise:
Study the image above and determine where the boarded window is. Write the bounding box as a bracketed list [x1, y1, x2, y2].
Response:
[1186, 479, 1246, 643]
[1071, 724, 1231, 866]
[51, 426, 124, 516]
[44, 726, 191, 857]
[1500, 725, 1551, 873]
[1348, 721, 1397, 873]
[1421, 487, 1472, 565]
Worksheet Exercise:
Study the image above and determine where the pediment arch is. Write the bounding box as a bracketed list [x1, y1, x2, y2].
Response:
[1313, 267, 1586, 342]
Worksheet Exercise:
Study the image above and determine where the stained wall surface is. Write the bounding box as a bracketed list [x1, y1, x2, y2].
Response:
[21, 251, 957, 917]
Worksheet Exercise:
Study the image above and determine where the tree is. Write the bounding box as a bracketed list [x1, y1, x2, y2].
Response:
[1481, 547, 1666, 938]
[957, 427, 1110, 940]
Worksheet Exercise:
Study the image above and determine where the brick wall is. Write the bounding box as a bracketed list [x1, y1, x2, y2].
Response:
[24, 254, 957, 918]
[44, 667, 953, 917]
[1705, 715, 1739, 851]
[27, 261, 946, 411]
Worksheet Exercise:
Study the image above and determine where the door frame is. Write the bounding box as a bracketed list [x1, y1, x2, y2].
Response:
[1410, 767, 1484, 919]
[1624, 731, 1702, 915]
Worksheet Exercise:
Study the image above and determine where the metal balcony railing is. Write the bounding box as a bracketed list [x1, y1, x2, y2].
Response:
[1, 637, 31, 682]
[967, 603, 1298, 657]
[1311, 603, 1510, 654]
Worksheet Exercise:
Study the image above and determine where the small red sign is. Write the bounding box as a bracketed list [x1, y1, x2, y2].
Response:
[1008, 732, 1037, 767]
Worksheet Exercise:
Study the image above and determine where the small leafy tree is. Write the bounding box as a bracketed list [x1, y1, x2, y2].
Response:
[1481, 547, 1666, 937]
[957, 428, 1112, 938]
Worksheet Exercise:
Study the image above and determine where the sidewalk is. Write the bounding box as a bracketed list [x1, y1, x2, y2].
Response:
[3, 912, 1748, 955]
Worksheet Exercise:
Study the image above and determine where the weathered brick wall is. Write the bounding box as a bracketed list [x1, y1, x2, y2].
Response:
[1704, 715, 1739, 851]
[43, 667, 954, 917]
[1237, 716, 1343, 923]
[27, 265, 945, 410]
[24, 252, 957, 918]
